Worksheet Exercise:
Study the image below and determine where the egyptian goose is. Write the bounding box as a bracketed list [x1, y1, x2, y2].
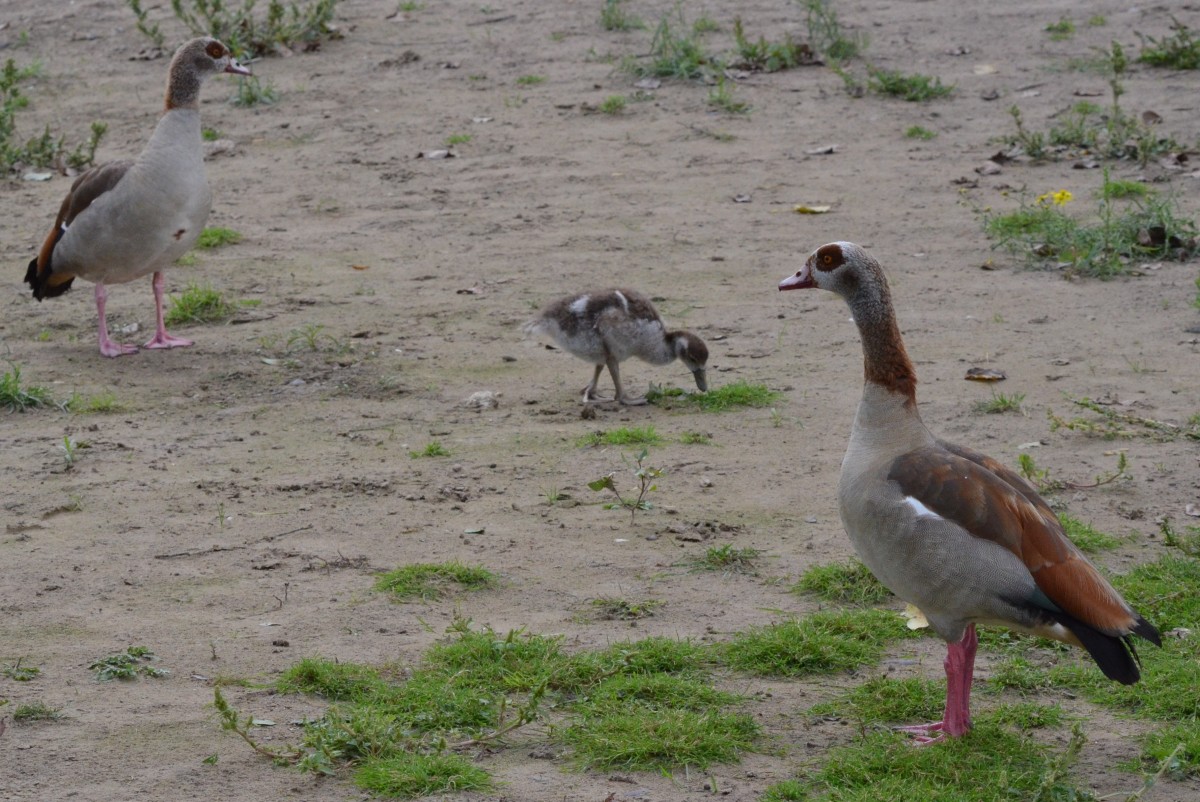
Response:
[779, 241, 1160, 743]
[525, 288, 708, 405]
[24, 37, 249, 357]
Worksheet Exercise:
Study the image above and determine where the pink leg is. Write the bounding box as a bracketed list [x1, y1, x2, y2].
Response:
[143, 272, 193, 350]
[897, 624, 977, 745]
[94, 283, 138, 358]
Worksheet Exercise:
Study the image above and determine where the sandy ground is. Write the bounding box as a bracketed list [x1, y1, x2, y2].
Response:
[2, 0, 1199, 800]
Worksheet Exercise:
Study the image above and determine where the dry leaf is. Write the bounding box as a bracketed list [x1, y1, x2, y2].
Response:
[975, 161, 1002, 176]
[1185, 503, 1200, 518]
[965, 367, 1006, 381]
[793, 204, 832, 214]
[805, 145, 838, 155]
[351, 264, 370, 271]
[973, 64, 997, 75]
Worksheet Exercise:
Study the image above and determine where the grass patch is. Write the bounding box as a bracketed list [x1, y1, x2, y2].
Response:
[598, 94, 626, 114]
[800, 0, 866, 61]
[1057, 514, 1121, 553]
[1045, 17, 1075, 41]
[721, 609, 913, 677]
[2, 659, 41, 681]
[1140, 720, 1200, 776]
[627, 14, 713, 79]
[67, 391, 125, 414]
[195, 226, 242, 248]
[808, 676, 944, 724]
[973, 390, 1025, 415]
[89, 646, 168, 681]
[904, 125, 936, 140]
[354, 752, 491, 797]
[802, 722, 1095, 801]
[577, 426, 661, 447]
[1138, 19, 1200, 70]
[866, 66, 953, 101]
[1, 362, 53, 412]
[374, 562, 496, 601]
[707, 74, 749, 114]
[277, 657, 388, 701]
[730, 18, 815, 72]
[564, 707, 757, 770]
[588, 597, 663, 620]
[679, 430, 712, 444]
[515, 74, 545, 86]
[650, 379, 780, 411]
[690, 543, 762, 574]
[410, 439, 451, 456]
[794, 558, 892, 605]
[600, 0, 643, 32]
[12, 701, 64, 722]
[164, 283, 235, 325]
[982, 170, 1198, 277]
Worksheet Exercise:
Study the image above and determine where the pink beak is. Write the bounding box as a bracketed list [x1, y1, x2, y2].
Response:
[779, 267, 814, 291]
[225, 58, 252, 76]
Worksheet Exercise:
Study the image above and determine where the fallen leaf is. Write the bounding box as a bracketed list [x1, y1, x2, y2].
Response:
[733, 194, 752, 203]
[975, 160, 1002, 176]
[805, 144, 838, 155]
[351, 264, 370, 271]
[1185, 503, 1200, 518]
[973, 64, 997, 75]
[965, 367, 1006, 381]
[793, 204, 831, 214]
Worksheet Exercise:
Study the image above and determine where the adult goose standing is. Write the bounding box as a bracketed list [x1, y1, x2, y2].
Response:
[525, 288, 708, 405]
[779, 241, 1160, 743]
[25, 37, 250, 357]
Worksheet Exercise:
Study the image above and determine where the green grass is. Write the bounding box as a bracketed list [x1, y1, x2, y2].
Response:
[564, 707, 757, 770]
[1140, 720, 1200, 776]
[679, 430, 712, 444]
[12, 701, 64, 722]
[195, 226, 242, 248]
[354, 752, 491, 797]
[409, 441, 450, 458]
[866, 66, 953, 101]
[89, 646, 168, 681]
[731, 18, 814, 72]
[707, 74, 749, 114]
[1045, 17, 1075, 40]
[515, 74, 545, 86]
[598, 94, 626, 114]
[721, 609, 914, 677]
[67, 391, 125, 414]
[628, 15, 712, 79]
[794, 558, 892, 605]
[800, 0, 867, 61]
[808, 676, 944, 724]
[164, 283, 234, 325]
[374, 562, 496, 601]
[904, 125, 937, 140]
[277, 658, 388, 701]
[1100, 178, 1150, 200]
[588, 596, 663, 620]
[1, 362, 53, 412]
[132, 0, 340, 61]
[445, 132, 471, 146]
[2, 659, 41, 681]
[576, 426, 661, 447]
[973, 391, 1025, 414]
[650, 379, 780, 411]
[690, 543, 762, 574]
[1138, 20, 1200, 70]
[1057, 514, 1121, 553]
[2, 58, 106, 173]
[599, 0, 643, 32]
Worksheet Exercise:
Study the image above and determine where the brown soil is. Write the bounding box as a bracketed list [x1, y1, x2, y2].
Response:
[3, 1, 1199, 800]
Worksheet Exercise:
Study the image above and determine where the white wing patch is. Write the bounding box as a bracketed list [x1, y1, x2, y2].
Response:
[903, 496, 943, 520]
[569, 295, 589, 316]
[613, 290, 629, 313]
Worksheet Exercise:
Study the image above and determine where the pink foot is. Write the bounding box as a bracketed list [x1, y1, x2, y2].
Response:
[143, 332, 193, 350]
[896, 721, 946, 746]
[99, 339, 139, 358]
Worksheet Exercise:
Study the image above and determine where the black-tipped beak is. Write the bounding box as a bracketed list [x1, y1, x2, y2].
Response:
[693, 368, 708, 392]
[779, 266, 814, 291]
[225, 59, 252, 76]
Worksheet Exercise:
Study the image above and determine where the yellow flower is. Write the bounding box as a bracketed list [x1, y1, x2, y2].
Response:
[1037, 189, 1073, 206]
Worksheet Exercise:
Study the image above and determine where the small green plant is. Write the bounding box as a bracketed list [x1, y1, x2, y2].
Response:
[58, 435, 81, 468]
[196, 226, 242, 248]
[904, 125, 936, 140]
[628, 14, 712, 79]
[355, 752, 493, 797]
[1100, 177, 1150, 200]
[794, 558, 892, 604]
[1049, 394, 1199, 441]
[1045, 17, 1075, 40]
[730, 18, 814, 72]
[12, 701, 63, 722]
[1, 362, 53, 412]
[588, 447, 663, 522]
[231, 75, 280, 107]
[89, 646, 169, 681]
[155, 0, 340, 60]
[974, 390, 1025, 415]
[679, 430, 711, 445]
[600, 0, 643, 32]
[691, 543, 762, 574]
[202, 126, 222, 141]
[721, 609, 914, 677]
[286, 322, 341, 352]
[1, 59, 108, 172]
[165, 283, 235, 325]
[127, 0, 166, 49]
[444, 132, 471, 146]
[577, 426, 661, 447]
[649, 380, 780, 411]
[707, 74, 749, 114]
[67, 391, 125, 414]
[375, 562, 497, 601]
[409, 441, 450, 458]
[589, 596, 663, 620]
[515, 74, 545, 86]
[866, 66, 953, 101]
[2, 659, 41, 681]
[800, 0, 866, 62]
[1138, 19, 1200, 70]
[598, 94, 626, 114]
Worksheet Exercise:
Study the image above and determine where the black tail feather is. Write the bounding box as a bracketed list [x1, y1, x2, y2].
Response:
[1047, 609, 1159, 686]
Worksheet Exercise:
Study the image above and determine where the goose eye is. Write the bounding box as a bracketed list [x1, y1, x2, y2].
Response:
[822, 254, 832, 265]
[206, 42, 224, 59]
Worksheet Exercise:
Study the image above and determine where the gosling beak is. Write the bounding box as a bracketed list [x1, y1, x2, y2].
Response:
[693, 368, 708, 393]
[225, 58, 252, 76]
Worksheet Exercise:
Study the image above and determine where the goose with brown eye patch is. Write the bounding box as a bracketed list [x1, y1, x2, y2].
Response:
[779, 241, 1160, 744]
[23, 38, 249, 358]
[524, 288, 709, 406]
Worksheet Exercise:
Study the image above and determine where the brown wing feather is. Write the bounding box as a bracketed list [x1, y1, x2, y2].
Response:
[888, 445, 1140, 636]
[31, 162, 132, 274]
